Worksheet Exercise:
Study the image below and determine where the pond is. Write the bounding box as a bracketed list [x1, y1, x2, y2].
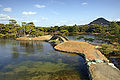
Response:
[67, 35, 103, 43]
[0, 40, 90, 80]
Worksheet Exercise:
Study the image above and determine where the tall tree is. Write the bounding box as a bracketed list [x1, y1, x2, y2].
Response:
[22, 22, 27, 36]
[109, 22, 120, 35]
[9, 19, 17, 25]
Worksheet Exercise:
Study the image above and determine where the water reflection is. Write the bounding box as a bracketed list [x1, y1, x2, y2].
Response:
[12, 47, 19, 59]
[0, 40, 89, 80]
[19, 41, 43, 54]
[67, 35, 103, 43]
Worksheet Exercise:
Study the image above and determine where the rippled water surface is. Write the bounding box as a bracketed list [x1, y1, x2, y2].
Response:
[0, 40, 89, 80]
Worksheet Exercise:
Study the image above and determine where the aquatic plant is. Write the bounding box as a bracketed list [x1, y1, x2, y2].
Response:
[0, 61, 82, 80]
[77, 35, 84, 39]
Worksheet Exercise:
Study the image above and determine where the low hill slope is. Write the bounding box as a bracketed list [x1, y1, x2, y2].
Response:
[89, 18, 110, 25]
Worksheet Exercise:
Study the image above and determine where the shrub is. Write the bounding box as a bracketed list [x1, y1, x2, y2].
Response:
[101, 44, 114, 55]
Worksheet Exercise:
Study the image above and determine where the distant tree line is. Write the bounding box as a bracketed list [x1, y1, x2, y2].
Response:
[0, 19, 120, 43]
[0, 19, 44, 38]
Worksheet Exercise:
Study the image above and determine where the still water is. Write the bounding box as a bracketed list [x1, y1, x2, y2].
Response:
[0, 40, 89, 80]
[67, 35, 102, 43]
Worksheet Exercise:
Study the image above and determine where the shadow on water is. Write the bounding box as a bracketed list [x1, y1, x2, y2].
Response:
[0, 40, 90, 80]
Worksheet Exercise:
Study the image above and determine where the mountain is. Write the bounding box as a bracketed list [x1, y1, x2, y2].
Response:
[89, 18, 110, 25]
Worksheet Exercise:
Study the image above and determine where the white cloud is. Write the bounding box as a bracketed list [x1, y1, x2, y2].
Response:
[50, 0, 64, 5]
[55, 19, 76, 26]
[22, 11, 37, 15]
[35, 4, 46, 8]
[81, 2, 88, 5]
[22, 20, 39, 23]
[40, 17, 48, 21]
[116, 18, 120, 21]
[0, 14, 10, 23]
[32, 20, 38, 22]
[3, 8, 12, 12]
[0, 4, 2, 7]
[52, 11, 59, 15]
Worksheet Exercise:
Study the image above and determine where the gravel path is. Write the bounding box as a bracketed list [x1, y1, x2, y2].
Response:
[54, 40, 108, 61]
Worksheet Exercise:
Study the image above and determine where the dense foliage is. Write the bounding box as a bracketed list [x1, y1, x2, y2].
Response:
[100, 44, 114, 55]
[0, 19, 120, 44]
[0, 19, 120, 58]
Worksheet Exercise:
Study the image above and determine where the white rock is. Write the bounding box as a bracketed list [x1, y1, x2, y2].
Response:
[108, 63, 117, 69]
[87, 62, 92, 66]
[29, 38, 32, 40]
[95, 59, 103, 63]
[95, 46, 99, 48]
[92, 62, 96, 64]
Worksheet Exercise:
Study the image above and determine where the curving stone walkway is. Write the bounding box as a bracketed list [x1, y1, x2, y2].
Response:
[54, 40, 108, 61]
[54, 40, 120, 80]
[90, 63, 120, 80]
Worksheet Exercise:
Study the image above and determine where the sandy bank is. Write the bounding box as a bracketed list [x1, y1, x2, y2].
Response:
[16, 35, 52, 41]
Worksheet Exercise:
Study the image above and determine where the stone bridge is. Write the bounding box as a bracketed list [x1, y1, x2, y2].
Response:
[50, 35, 69, 42]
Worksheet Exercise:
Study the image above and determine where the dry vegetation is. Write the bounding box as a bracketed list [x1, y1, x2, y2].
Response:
[55, 40, 108, 61]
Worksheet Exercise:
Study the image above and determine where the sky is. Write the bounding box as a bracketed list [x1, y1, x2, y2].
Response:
[0, 0, 120, 27]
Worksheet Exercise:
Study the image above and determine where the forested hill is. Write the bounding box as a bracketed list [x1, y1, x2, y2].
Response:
[89, 18, 110, 25]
